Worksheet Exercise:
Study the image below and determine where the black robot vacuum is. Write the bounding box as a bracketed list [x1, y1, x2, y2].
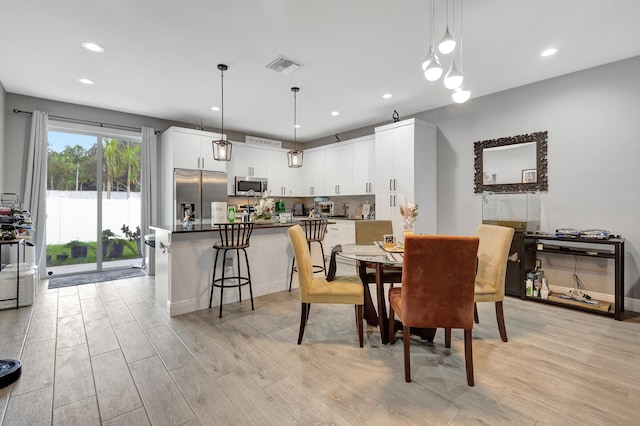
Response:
[0, 359, 22, 388]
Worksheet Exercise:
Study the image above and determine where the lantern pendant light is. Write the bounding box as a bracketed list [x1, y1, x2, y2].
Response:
[287, 87, 303, 168]
[212, 64, 232, 161]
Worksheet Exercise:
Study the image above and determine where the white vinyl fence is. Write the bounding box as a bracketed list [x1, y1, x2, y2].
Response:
[46, 191, 141, 244]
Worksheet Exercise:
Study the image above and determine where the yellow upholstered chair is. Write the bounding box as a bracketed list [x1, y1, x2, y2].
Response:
[354, 220, 393, 245]
[287, 225, 364, 347]
[388, 235, 479, 385]
[474, 224, 515, 342]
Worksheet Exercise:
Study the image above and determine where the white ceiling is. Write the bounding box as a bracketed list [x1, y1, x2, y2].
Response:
[2, 0, 640, 143]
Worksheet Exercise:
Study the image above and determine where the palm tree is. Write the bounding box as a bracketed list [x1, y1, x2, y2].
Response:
[120, 142, 141, 198]
[62, 145, 86, 191]
[103, 138, 121, 199]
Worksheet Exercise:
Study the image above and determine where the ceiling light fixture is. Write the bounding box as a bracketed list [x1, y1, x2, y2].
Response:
[422, 0, 442, 81]
[438, 0, 456, 54]
[287, 87, 303, 168]
[77, 78, 94, 85]
[331, 111, 340, 116]
[382, 93, 392, 99]
[81, 41, 104, 53]
[211, 106, 220, 111]
[451, 0, 470, 103]
[212, 64, 232, 161]
[541, 48, 558, 57]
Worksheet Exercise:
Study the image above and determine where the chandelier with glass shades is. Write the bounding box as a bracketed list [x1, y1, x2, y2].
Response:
[421, 0, 471, 103]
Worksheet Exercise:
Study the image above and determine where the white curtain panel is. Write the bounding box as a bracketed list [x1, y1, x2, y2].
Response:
[23, 110, 48, 272]
[141, 127, 158, 258]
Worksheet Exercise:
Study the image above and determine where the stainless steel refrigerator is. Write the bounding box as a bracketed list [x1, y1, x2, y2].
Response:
[174, 168, 227, 226]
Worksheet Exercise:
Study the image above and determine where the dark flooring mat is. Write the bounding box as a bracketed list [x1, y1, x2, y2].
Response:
[48, 268, 145, 289]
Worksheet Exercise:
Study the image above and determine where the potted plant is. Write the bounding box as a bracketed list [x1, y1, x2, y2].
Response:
[121, 224, 141, 256]
[66, 239, 88, 258]
[102, 229, 125, 259]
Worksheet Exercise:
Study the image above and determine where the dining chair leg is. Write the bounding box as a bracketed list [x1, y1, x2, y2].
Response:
[403, 325, 411, 382]
[495, 301, 508, 342]
[474, 302, 479, 323]
[464, 329, 474, 386]
[388, 304, 397, 345]
[357, 305, 364, 348]
[445, 328, 452, 348]
[288, 257, 296, 292]
[297, 303, 309, 344]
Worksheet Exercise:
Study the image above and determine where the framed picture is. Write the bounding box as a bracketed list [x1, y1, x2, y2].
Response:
[383, 234, 396, 244]
[522, 169, 537, 183]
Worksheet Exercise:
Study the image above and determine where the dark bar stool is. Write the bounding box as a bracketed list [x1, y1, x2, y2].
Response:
[209, 223, 254, 318]
[289, 218, 327, 291]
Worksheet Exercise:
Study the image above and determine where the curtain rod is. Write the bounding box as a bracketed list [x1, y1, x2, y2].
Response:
[12, 108, 162, 134]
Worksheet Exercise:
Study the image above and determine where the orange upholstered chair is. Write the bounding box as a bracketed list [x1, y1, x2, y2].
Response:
[388, 234, 479, 385]
[474, 224, 515, 342]
[287, 225, 364, 347]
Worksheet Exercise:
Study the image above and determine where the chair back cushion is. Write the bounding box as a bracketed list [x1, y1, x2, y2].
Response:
[401, 235, 479, 329]
[355, 220, 393, 245]
[288, 225, 314, 301]
[475, 224, 515, 300]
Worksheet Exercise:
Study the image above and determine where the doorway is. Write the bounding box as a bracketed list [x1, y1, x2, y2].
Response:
[45, 122, 142, 277]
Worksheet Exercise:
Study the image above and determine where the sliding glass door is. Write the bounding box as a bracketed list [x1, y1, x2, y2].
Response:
[45, 122, 142, 276]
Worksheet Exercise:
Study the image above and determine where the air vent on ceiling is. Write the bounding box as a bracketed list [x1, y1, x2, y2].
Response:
[245, 135, 282, 148]
[266, 56, 302, 75]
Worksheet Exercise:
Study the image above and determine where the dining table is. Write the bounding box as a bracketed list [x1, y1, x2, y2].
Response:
[330, 243, 437, 344]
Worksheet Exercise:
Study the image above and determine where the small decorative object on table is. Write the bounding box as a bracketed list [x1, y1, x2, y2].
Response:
[182, 208, 194, 230]
[399, 199, 418, 234]
[253, 191, 275, 224]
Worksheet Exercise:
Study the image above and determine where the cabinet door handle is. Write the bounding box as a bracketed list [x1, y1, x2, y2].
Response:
[197, 157, 201, 169]
[393, 179, 397, 190]
[393, 195, 397, 207]
[202, 157, 205, 169]
[389, 179, 392, 190]
[389, 195, 392, 207]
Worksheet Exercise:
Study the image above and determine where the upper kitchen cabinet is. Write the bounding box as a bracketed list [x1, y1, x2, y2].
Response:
[265, 149, 301, 197]
[351, 136, 375, 195]
[374, 118, 437, 239]
[232, 143, 268, 178]
[161, 126, 225, 172]
[324, 143, 353, 195]
[301, 149, 325, 197]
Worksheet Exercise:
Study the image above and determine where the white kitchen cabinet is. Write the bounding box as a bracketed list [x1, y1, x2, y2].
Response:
[162, 126, 225, 172]
[265, 149, 300, 197]
[323, 219, 355, 264]
[324, 143, 353, 195]
[301, 149, 325, 196]
[351, 136, 375, 194]
[232, 143, 268, 178]
[374, 118, 437, 240]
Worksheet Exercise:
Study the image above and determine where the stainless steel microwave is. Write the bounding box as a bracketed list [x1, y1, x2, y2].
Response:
[234, 177, 268, 196]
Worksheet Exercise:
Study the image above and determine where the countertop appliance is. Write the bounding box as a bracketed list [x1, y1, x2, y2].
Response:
[174, 168, 227, 226]
[234, 176, 268, 196]
[317, 201, 347, 217]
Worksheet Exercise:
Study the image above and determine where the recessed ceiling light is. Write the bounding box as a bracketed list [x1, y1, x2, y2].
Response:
[382, 93, 392, 99]
[331, 111, 339, 116]
[211, 106, 220, 111]
[541, 48, 558, 57]
[294, 124, 301, 129]
[77, 78, 94, 85]
[81, 42, 104, 53]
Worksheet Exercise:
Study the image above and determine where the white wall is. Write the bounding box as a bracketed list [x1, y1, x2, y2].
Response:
[0, 80, 6, 192]
[418, 56, 640, 303]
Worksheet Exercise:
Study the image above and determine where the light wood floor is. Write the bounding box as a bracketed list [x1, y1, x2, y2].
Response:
[1, 269, 640, 425]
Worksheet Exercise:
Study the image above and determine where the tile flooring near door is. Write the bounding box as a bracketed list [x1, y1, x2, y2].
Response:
[2, 270, 640, 425]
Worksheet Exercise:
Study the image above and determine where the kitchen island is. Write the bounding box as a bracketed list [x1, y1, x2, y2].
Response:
[151, 221, 324, 316]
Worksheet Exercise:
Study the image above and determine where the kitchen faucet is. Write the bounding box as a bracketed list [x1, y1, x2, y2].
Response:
[247, 189, 258, 218]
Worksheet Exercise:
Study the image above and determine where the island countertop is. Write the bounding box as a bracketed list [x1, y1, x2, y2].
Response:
[151, 219, 335, 234]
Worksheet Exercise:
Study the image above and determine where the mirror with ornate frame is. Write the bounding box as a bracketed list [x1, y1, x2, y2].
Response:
[474, 131, 548, 193]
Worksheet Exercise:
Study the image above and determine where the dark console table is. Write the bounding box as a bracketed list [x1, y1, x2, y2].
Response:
[523, 234, 625, 320]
